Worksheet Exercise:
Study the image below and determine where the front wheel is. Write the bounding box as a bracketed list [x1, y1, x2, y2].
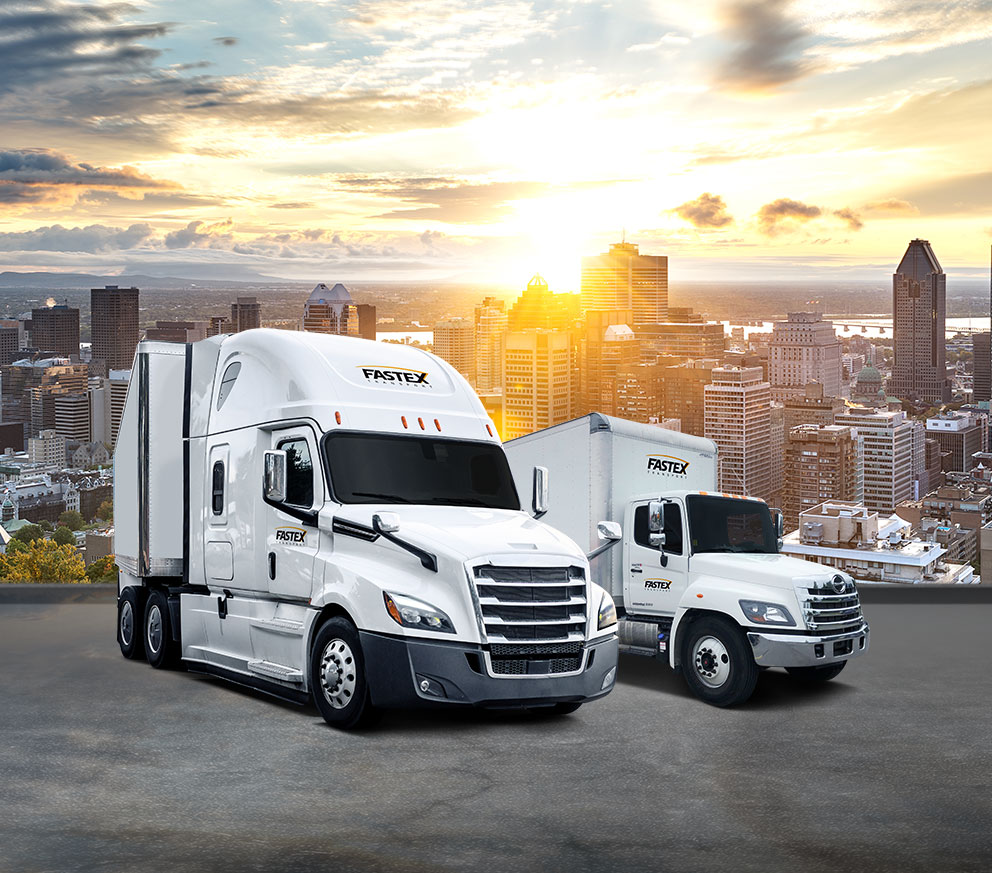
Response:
[681, 616, 758, 707]
[786, 662, 847, 682]
[310, 618, 378, 730]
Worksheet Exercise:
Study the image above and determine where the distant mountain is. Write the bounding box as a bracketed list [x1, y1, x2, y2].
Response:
[0, 270, 285, 289]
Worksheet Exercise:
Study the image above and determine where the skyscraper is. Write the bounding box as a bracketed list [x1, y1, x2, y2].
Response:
[474, 296, 507, 393]
[889, 239, 951, 403]
[834, 406, 915, 513]
[303, 283, 357, 335]
[578, 309, 640, 417]
[231, 297, 261, 332]
[783, 425, 863, 528]
[433, 318, 476, 385]
[581, 241, 668, 324]
[974, 245, 992, 402]
[90, 286, 139, 374]
[704, 366, 771, 496]
[768, 312, 841, 402]
[502, 330, 575, 439]
[31, 304, 80, 358]
[507, 274, 579, 332]
[662, 359, 720, 438]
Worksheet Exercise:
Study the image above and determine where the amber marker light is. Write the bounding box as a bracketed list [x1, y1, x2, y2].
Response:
[418, 417, 425, 430]
[434, 418, 441, 431]
[401, 416, 408, 428]
[335, 411, 342, 425]
[486, 424, 493, 436]
[383, 592, 403, 626]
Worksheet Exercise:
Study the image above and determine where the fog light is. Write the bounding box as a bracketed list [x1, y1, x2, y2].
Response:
[814, 644, 824, 659]
[415, 674, 446, 698]
[601, 666, 616, 690]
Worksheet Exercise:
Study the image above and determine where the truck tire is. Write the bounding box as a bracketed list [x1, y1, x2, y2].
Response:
[117, 587, 145, 660]
[681, 616, 759, 707]
[310, 618, 378, 730]
[786, 662, 847, 682]
[144, 589, 180, 669]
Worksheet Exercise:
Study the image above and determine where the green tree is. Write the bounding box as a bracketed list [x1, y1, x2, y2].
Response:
[96, 500, 113, 523]
[39, 520, 54, 532]
[0, 538, 86, 583]
[52, 526, 76, 546]
[86, 554, 118, 584]
[12, 524, 44, 544]
[58, 510, 84, 531]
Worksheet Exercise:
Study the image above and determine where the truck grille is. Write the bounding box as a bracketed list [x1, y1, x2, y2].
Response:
[473, 566, 587, 644]
[801, 578, 864, 634]
[489, 642, 584, 676]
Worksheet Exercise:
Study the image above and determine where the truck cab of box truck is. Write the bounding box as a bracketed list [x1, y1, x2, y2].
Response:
[505, 414, 869, 707]
[114, 332, 619, 729]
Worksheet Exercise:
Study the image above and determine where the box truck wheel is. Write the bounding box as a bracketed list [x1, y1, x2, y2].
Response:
[310, 618, 378, 730]
[786, 662, 847, 682]
[681, 616, 758, 707]
[117, 588, 146, 660]
[144, 589, 180, 669]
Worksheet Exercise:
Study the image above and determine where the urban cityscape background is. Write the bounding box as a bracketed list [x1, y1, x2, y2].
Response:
[1, 236, 991, 586]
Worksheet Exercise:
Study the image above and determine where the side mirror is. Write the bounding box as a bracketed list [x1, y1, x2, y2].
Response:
[648, 500, 663, 533]
[772, 508, 785, 537]
[649, 531, 667, 549]
[597, 520, 622, 541]
[372, 511, 401, 534]
[263, 450, 287, 503]
[532, 465, 549, 519]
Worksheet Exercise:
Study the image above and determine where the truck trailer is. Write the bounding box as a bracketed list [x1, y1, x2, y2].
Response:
[114, 331, 619, 728]
[505, 414, 870, 706]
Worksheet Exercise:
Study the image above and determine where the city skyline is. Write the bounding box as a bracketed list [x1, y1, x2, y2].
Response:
[1, 1, 991, 287]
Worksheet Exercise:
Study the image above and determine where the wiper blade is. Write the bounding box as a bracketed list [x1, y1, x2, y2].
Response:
[350, 492, 410, 503]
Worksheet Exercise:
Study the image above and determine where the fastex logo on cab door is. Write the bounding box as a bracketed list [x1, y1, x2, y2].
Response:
[358, 365, 431, 387]
[275, 525, 307, 545]
[646, 454, 690, 476]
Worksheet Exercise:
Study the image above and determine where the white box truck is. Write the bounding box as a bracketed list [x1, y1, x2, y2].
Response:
[505, 414, 870, 706]
[114, 331, 619, 729]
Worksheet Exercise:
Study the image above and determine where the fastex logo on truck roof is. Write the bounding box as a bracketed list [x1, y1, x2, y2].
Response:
[358, 365, 431, 387]
[646, 454, 689, 476]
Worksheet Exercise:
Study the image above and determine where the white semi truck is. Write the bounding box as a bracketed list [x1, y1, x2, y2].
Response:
[114, 331, 619, 728]
[505, 414, 870, 706]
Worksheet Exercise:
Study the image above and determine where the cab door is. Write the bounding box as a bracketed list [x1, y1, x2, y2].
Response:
[623, 498, 689, 615]
[261, 426, 321, 600]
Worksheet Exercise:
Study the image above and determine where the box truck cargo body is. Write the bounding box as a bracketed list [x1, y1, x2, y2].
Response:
[505, 414, 870, 707]
[114, 332, 619, 728]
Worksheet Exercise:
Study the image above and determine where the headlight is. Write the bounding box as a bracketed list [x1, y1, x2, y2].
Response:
[598, 590, 617, 630]
[384, 591, 455, 633]
[739, 600, 796, 627]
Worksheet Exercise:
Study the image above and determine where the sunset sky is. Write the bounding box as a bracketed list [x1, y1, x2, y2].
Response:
[1, 0, 990, 287]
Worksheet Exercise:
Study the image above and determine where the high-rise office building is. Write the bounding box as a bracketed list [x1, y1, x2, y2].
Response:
[502, 330, 575, 440]
[433, 318, 477, 385]
[888, 239, 951, 403]
[30, 304, 80, 358]
[926, 411, 985, 473]
[144, 321, 209, 343]
[782, 382, 846, 432]
[207, 315, 233, 337]
[356, 304, 377, 341]
[614, 361, 665, 423]
[475, 297, 507, 393]
[768, 312, 842, 402]
[581, 241, 668, 324]
[303, 283, 357, 336]
[579, 310, 640, 417]
[783, 425, 863, 528]
[834, 406, 915, 514]
[974, 333, 991, 402]
[507, 275, 580, 332]
[0, 326, 19, 366]
[704, 367, 771, 496]
[91, 286, 139, 375]
[27, 429, 66, 468]
[230, 297, 261, 333]
[661, 359, 720, 438]
[53, 391, 92, 442]
[636, 322, 726, 360]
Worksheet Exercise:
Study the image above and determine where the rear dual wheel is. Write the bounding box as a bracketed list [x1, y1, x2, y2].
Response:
[144, 589, 180, 669]
[117, 587, 145, 660]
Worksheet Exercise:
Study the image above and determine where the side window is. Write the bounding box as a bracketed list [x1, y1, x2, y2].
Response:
[278, 438, 314, 507]
[633, 502, 683, 555]
[211, 461, 224, 515]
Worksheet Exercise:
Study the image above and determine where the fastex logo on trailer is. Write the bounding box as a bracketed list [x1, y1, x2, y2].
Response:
[646, 454, 690, 476]
[358, 364, 431, 388]
[275, 525, 307, 545]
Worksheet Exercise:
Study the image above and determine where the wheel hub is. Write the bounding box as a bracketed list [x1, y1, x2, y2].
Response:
[693, 635, 731, 688]
[146, 604, 162, 654]
[120, 600, 134, 646]
[320, 639, 357, 710]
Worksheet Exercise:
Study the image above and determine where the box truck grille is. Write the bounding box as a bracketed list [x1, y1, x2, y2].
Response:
[801, 582, 864, 634]
[473, 566, 587, 644]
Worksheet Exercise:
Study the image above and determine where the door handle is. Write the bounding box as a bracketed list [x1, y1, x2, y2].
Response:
[268, 551, 276, 580]
[630, 567, 642, 573]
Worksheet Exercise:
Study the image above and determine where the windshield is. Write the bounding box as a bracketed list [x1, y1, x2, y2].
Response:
[686, 495, 777, 555]
[324, 433, 520, 510]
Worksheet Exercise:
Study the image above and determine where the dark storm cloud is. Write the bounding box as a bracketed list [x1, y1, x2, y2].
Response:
[757, 198, 821, 235]
[674, 193, 733, 228]
[833, 207, 864, 231]
[0, 222, 153, 252]
[713, 0, 812, 93]
[0, 149, 169, 188]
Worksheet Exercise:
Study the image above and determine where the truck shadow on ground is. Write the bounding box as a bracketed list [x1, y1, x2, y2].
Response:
[615, 654, 856, 710]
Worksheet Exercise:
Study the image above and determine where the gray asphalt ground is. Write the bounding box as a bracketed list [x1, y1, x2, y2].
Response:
[1, 602, 989, 873]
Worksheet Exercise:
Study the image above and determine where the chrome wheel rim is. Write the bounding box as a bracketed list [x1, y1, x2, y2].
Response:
[320, 639, 357, 710]
[694, 635, 731, 688]
[120, 600, 134, 646]
[146, 604, 163, 655]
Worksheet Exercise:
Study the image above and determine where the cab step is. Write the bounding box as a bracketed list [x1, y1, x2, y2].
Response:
[247, 659, 304, 684]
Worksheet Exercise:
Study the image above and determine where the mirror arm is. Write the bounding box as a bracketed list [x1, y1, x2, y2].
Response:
[586, 538, 621, 562]
[372, 515, 438, 572]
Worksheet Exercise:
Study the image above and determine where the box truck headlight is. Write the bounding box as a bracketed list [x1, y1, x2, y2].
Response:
[739, 600, 796, 627]
[598, 590, 618, 630]
[384, 592, 456, 633]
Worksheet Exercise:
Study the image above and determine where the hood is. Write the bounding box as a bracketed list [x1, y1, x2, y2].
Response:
[690, 552, 835, 590]
[333, 505, 586, 565]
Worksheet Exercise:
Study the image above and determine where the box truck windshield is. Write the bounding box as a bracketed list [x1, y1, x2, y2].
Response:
[324, 433, 520, 509]
[687, 495, 777, 555]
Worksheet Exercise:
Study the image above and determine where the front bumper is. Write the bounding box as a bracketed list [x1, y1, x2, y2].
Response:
[359, 630, 619, 709]
[747, 622, 870, 668]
